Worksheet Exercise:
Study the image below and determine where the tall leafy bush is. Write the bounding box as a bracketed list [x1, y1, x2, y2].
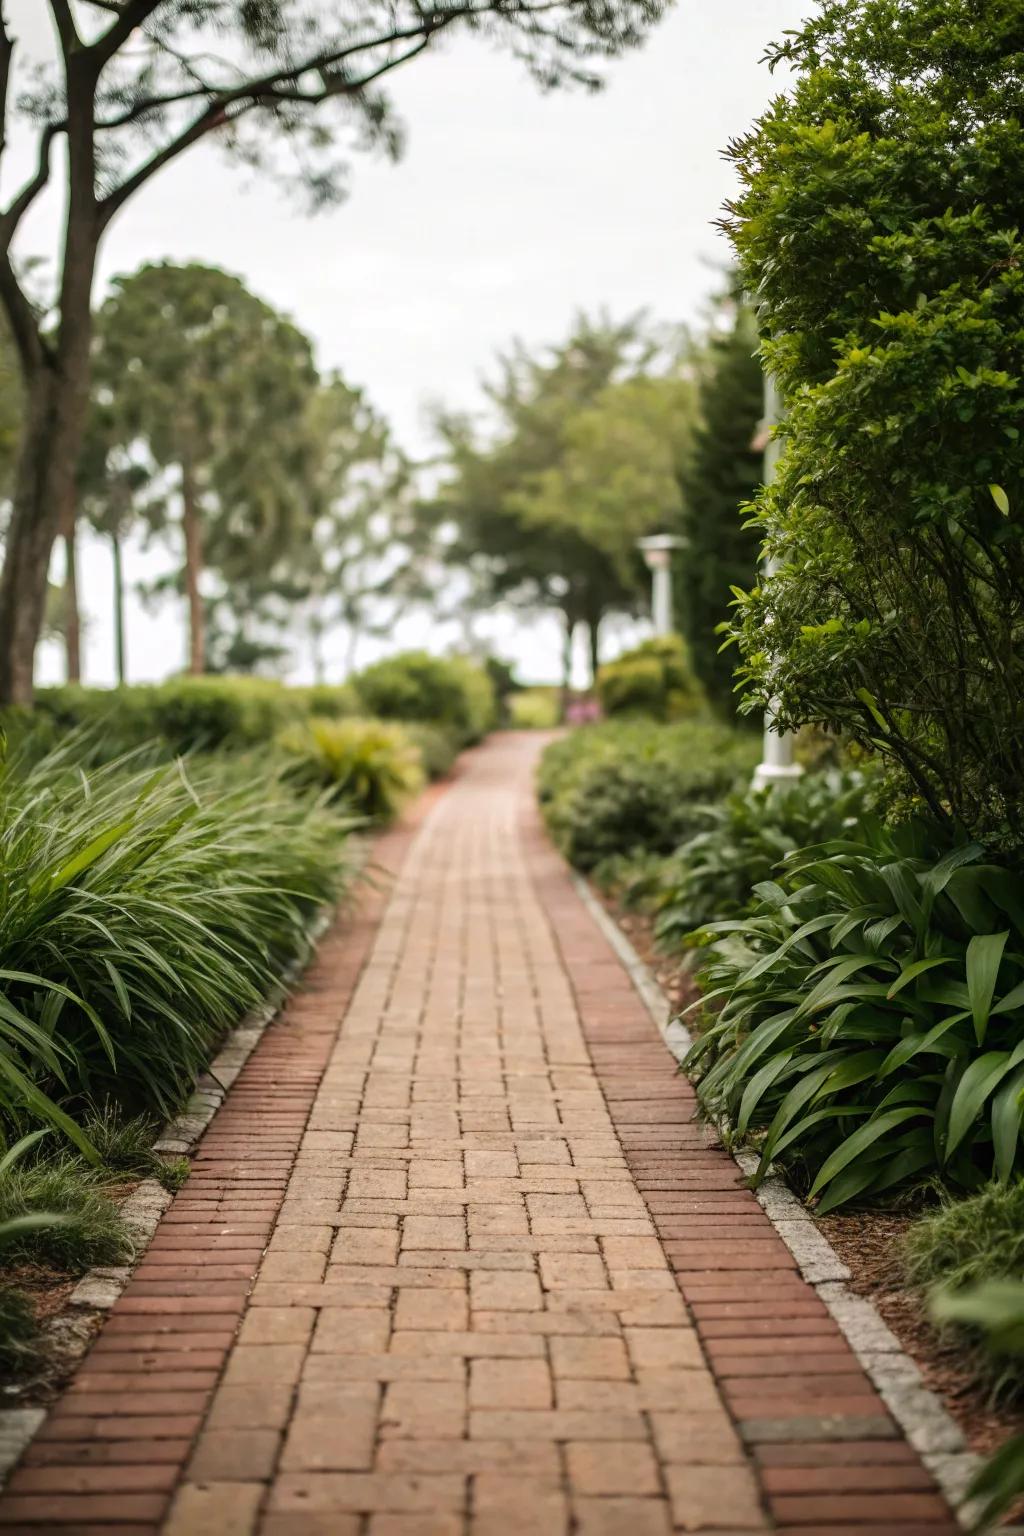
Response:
[724, 0, 1024, 854]
[596, 635, 703, 721]
[538, 720, 758, 869]
[353, 652, 495, 746]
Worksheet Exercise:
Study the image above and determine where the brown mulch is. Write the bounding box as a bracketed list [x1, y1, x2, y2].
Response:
[602, 892, 1024, 1476]
[819, 1206, 1024, 1464]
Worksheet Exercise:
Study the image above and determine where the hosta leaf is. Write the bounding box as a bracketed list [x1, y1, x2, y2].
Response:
[946, 1050, 1018, 1158]
[737, 1049, 796, 1136]
[877, 1010, 970, 1078]
[808, 1106, 925, 1201]
[886, 957, 952, 999]
[992, 1065, 1024, 1184]
[966, 931, 1008, 1045]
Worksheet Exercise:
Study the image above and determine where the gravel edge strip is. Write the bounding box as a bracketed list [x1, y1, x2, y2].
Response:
[0, 900, 339, 1485]
[569, 869, 992, 1532]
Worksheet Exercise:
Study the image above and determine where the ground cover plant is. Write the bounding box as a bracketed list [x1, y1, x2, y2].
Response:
[0, 743, 357, 1140]
[538, 718, 759, 870]
[686, 827, 1024, 1211]
[610, 768, 873, 951]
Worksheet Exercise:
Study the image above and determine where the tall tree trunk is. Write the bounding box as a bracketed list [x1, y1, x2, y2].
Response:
[560, 611, 576, 722]
[0, 361, 93, 703]
[588, 613, 601, 688]
[344, 623, 360, 678]
[309, 610, 326, 685]
[62, 496, 81, 684]
[181, 461, 205, 675]
[0, 84, 99, 707]
[111, 530, 126, 686]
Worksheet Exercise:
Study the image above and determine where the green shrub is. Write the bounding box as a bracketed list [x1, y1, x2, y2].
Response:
[279, 717, 423, 820]
[931, 1281, 1024, 1529]
[686, 826, 1024, 1211]
[400, 722, 459, 781]
[509, 688, 560, 730]
[291, 684, 361, 719]
[625, 769, 872, 951]
[904, 1182, 1024, 1399]
[0, 749, 355, 1138]
[538, 720, 759, 870]
[596, 635, 703, 721]
[354, 652, 495, 747]
[147, 677, 306, 752]
[31, 679, 308, 758]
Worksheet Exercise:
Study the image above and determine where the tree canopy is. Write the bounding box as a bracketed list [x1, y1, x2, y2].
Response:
[431, 316, 695, 679]
[0, 0, 669, 704]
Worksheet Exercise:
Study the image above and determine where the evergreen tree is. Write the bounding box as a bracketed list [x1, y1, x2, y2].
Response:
[678, 300, 763, 715]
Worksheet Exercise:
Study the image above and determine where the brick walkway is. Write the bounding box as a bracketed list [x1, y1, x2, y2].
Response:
[1, 733, 957, 1534]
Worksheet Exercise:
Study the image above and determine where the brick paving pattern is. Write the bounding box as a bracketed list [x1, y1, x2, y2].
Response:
[0, 733, 957, 1534]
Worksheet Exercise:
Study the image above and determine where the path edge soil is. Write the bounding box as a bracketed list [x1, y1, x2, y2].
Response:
[566, 865, 991, 1532]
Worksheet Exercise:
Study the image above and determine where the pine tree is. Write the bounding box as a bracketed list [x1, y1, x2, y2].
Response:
[678, 302, 763, 715]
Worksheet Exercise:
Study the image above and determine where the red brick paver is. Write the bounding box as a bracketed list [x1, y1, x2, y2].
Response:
[1, 734, 957, 1534]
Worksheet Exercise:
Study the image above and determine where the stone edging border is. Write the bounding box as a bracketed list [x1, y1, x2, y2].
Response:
[0, 898, 339, 1486]
[568, 868, 997, 1533]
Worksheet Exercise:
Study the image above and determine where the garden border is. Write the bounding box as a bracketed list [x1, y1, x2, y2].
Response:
[568, 867, 1005, 1534]
[0, 900, 338, 1487]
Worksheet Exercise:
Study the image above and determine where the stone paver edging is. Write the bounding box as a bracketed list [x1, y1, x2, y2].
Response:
[566, 868, 988, 1530]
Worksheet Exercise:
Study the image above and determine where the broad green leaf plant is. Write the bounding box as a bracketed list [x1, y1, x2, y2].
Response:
[686, 824, 1024, 1211]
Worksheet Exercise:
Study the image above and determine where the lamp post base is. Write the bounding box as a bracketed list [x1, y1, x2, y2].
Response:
[752, 759, 804, 792]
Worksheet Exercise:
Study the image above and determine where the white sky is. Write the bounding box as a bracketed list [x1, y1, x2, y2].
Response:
[8, 0, 809, 687]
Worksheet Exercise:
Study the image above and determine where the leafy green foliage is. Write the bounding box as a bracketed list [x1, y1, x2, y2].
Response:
[622, 769, 872, 949]
[0, 1149, 130, 1271]
[596, 635, 703, 720]
[686, 826, 1024, 1210]
[0, 1285, 41, 1376]
[906, 1183, 1024, 1400]
[931, 1280, 1024, 1530]
[538, 720, 759, 870]
[29, 678, 309, 759]
[279, 717, 423, 821]
[429, 318, 695, 675]
[724, 0, 1024, 854]
[0, 747, 355, 1135]
[353, 653, 495, 747]
[677, 297, 764, 714]
[509, 688, 561, 730]
[399, 723, 459, 782]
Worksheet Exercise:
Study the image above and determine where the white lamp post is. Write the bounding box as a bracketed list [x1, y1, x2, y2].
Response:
[637, 534, 684, 636]
[752, 373, 802, 790]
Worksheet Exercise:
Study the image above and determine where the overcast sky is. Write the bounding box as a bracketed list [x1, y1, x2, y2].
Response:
[9, 0, 810, 687]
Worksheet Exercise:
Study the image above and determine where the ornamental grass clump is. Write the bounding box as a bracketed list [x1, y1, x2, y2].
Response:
[278, 716, 424, 820]
[0, 745, 355, 1140]
[686, 826, 1024, 1211]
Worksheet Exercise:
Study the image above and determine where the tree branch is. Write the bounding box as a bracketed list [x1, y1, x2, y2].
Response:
[96, 20, 460, 226]
[0, 122, 62, 247]
[47, 0, 82, 55]
[93, 0, 164, 66]
[0, 254, 45, 378]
